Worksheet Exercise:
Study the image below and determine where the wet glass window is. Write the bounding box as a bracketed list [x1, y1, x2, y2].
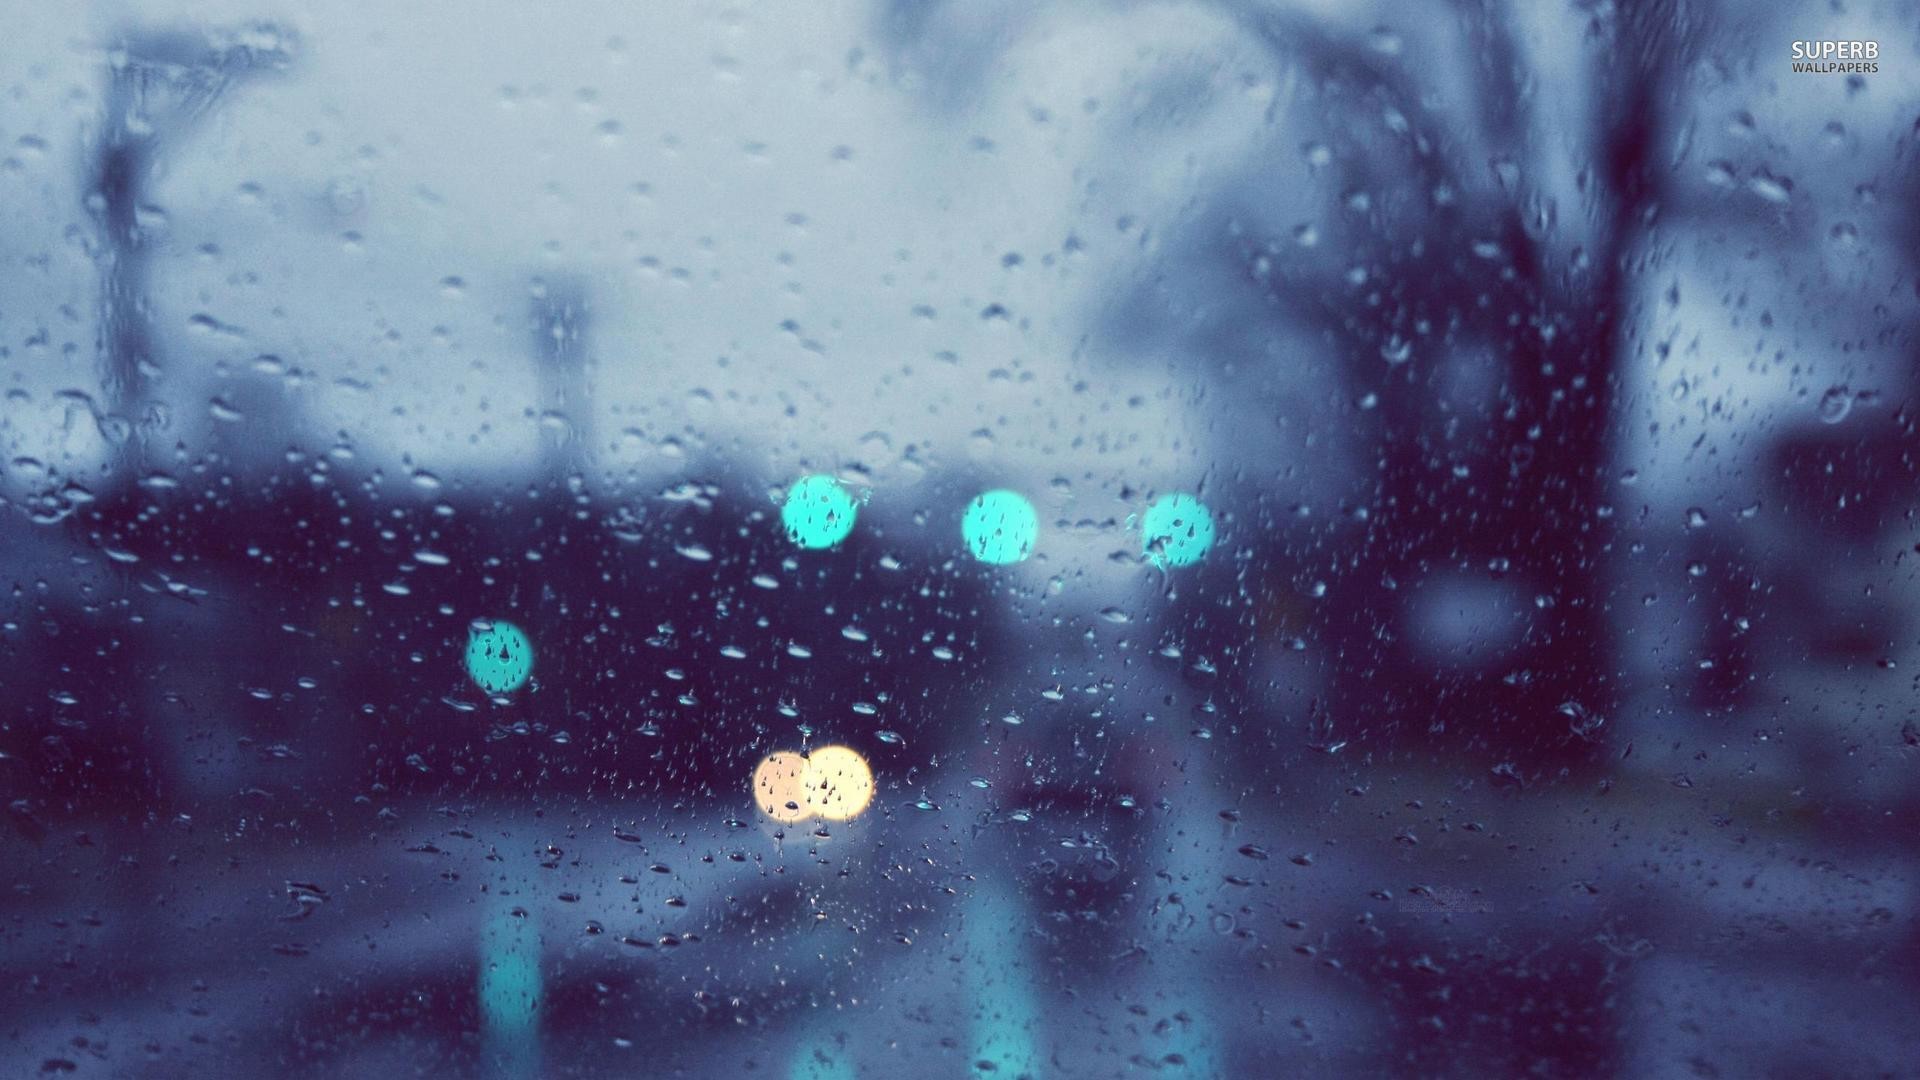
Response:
[3, 4, 1917, 1077]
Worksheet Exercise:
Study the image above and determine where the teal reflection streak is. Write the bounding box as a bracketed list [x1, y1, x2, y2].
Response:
[466, 620, 533, 695]
[966, 883, 1042, 1078]
[961, 489, 1038, 565]
[479, 903, 541, 1078]
[1141, 493, 1214, 568]
[782, 474, 860, 549]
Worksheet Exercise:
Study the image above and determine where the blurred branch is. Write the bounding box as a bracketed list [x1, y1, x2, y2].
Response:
[1232, 5, 1464, 205]
[89, 22, 296, 444]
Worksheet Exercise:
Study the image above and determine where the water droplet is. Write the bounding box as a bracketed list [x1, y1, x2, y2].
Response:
[1818, 385, 1853, 424]
[1747, 172, 1792, 204]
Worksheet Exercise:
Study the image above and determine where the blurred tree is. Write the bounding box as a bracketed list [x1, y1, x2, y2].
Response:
[1096, 0, 1708, 778]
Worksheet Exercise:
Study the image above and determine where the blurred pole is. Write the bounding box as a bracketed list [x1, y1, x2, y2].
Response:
[478, 881, 542, 1079]
[88, 25, 292, 461]
[531, 276, 592, 484]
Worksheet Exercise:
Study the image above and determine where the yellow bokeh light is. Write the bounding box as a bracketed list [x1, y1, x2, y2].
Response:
[804, 745, 874, 822]
[752, 750, 811, 824]
[750, 745, 874, 824]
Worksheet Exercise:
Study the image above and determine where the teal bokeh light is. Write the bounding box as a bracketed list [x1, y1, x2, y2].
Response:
[962, 489, 1038, 565]
[782, 474, 859, 549]
[467, 620, 533, 694]
[1141, 493, 1214, 568]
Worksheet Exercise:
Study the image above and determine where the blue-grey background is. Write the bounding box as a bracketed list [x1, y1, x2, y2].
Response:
[4, 1, 1919, 1076]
